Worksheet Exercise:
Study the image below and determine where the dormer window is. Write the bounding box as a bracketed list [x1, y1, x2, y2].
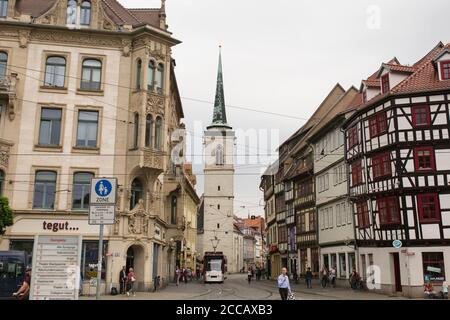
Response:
[381, 74, 390, 94]
[440, 60, 450, 80]
[67, 0, 91, 26]
[0, 0, 7, 18]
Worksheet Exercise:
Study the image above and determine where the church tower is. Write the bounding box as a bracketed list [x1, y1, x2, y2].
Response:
[201, 47, 237, 272]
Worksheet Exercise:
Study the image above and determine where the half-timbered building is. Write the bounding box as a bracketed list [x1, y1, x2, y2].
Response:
[344, 42, 450, 297]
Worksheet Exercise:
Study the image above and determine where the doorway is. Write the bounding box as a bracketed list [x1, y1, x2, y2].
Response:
[391, 253, 402, 292]
[125, 245, 145, 290]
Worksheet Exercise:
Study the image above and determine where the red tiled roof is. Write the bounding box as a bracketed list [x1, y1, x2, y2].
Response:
[382, 63, 416, 74]
[363, 79, 381, 88]
[101, 0, 141, 26]
[391, 43, 449, 94]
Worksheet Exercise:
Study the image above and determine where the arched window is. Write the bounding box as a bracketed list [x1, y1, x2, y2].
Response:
[44, 56, 66, 88]
[216, 145, 224, 165]
[0, 170, 4, 195]
[147, 60, 155, 91]
[0, 51, 7, 78]
[33, 171, 57, 209]
[0, 0, 7, 18]
[80, 1, 91, 25]
[145, 114, 153, 148]
[72, 172, 94, 210]
[135, 59, 142, 90]
[170, 195, 177, 225]
[66, 0, 77, 24]
[81, 59, 102, 91]
[130, 178, 143, 210]
[133, 112, 139, 149]
[155, 117, 163, 150]
[156, 63, 164, 94]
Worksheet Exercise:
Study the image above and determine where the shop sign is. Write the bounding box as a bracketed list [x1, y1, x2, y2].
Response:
[29, 235, 82, 300]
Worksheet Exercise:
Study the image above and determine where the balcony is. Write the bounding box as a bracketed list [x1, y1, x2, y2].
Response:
[0, 74, 18, 120]
[131, 89, 165, 116]
[140, 148, 165, 171]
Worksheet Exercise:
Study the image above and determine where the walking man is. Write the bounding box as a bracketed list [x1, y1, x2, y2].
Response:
[277, 267, 291, 300]
[119, 266, 127, 294]
[321, 265, 329, 288]
[305, 267, 313, 289]
[175, 266, 181, 286]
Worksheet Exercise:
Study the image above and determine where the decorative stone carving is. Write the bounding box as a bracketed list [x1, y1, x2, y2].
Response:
[127, 199, 150, 235]
[143, 150, 164, 171]
[18, 30, 30, 48]
[0, 74, 18, 121]
[0, 140, 12, 169]
[147, 93, 165, 115]
[121, 38, 132, 57]
[113, 217, 120, 235]
[31, 30, 123, 48]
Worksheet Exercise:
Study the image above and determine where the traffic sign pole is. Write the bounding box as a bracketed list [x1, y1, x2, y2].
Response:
[96, 224, 104, 300]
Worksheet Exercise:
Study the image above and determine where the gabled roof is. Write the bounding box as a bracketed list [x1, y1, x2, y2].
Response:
[15, 0, 163, 29]
[375, 63, 416, 79]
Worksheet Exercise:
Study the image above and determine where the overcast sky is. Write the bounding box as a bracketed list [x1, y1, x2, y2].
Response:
[124, 0, 450, 217]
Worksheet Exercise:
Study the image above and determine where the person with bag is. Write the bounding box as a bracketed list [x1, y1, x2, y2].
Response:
[126, 267, 136, 297]
[12, 267, 31, 300]
[329, 266, 337, 288]
[277, 267, 292, 300]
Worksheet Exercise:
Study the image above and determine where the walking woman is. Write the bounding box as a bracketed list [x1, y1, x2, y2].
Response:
[277, 267, 291, 300]
[247, 269, 252, 285]
[321, 265, 329, 288]
[126, 267, 136, 297]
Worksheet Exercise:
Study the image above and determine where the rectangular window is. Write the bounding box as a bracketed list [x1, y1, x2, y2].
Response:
[412, 105, 431, 127]
[381, 74, 390, 94]
[351, 161, 363, 186]
[356, 201, 370, 229]
[72, 172, 94, 210]
[82, 241, 108, 280]
[336, 204, 341, 227]
[377, 196, 400, 226]
[417, 194, 440, 223]
[0, 0, 7, 18]
[372, 153, 391, 179]
[440, 60, 450, 80]
[348, 126, 358, 149]
[422, 252, 446, 282]
[33, 171, 56, 209]
[76, 110, 98, 148]
[38, 108, 62, 146]
[309, 211, 316, 232]
[369, 112, 388, 138]
[414, 147, 435, 172]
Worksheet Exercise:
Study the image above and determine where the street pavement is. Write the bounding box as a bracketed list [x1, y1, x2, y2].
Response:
[80, 274, 410, 300]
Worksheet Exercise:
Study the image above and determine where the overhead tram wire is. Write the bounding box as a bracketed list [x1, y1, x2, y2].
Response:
[6, 63, 311, 121]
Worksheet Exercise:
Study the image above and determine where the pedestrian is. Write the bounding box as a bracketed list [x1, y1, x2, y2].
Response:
[329, 266, 337, 288]
[79, 269, 83, 296]
[277, 267, 291, 300]
[349, 268, 361, 290]
[183, 267, 188, 284]
[119, 266, 127, 294]
[424, 281, 437, 299]
[256, 267, 261, 281]
[12, 267, 31, 300]
[247, 269, 252, 285]
[126, 267, 136, 297]
[196, 266, 201, 281]
[293, 271, 299, 284]
[153, 276, 160, 292]
[305, 267, 313, 289]
[175, 266, 181, 286]
[321, 265, 329, 288]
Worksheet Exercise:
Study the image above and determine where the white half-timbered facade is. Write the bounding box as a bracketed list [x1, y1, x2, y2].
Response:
[344, 42, 450, 297]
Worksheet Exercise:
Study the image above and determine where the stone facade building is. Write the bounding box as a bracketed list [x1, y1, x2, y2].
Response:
[0, 0, 198, 294]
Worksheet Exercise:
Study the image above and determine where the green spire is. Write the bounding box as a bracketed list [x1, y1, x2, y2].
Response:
[209, 46, 231, 129]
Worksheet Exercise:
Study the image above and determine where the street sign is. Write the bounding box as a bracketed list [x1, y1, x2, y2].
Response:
[392, 240, 402, 249]
[89, 205, 115, 225]
[90, 178, 117, 205]
[29, 235, 82, 300]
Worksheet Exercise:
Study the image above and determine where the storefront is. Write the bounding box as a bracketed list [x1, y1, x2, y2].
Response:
[0, 212, 169, 295]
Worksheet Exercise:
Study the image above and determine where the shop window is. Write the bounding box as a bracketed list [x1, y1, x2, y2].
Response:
[339, 253, 346, 278]
[9, 240, 34, 267]
[422, 252, 445, 282]
[82, 241, 107, 280]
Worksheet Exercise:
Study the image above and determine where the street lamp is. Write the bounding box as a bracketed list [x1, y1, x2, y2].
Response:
[210, 237, 221, 253]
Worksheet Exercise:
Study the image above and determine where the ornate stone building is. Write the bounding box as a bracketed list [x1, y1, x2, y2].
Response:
[0, 0, 197, 293]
